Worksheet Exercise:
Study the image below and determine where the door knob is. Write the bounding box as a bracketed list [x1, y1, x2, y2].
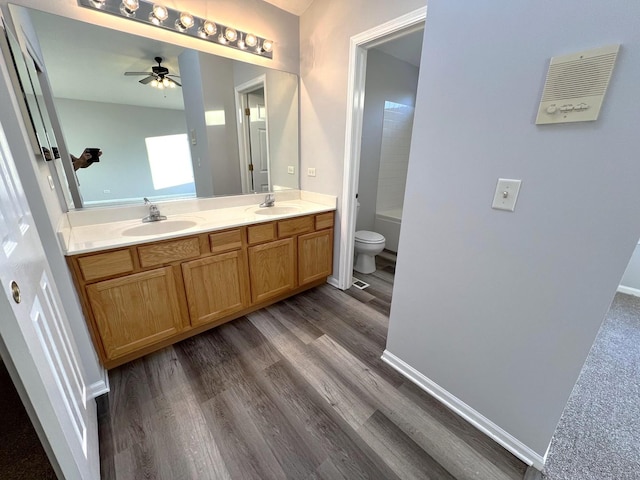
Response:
[10, 281, 21, 304]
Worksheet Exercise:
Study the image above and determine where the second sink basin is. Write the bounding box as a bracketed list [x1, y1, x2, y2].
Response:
[248, 205, 302, 216]
[121, 219, 198, 237]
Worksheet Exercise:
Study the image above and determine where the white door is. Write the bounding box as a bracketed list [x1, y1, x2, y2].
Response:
[0, 116, 99, 478]
[247, 89, 270, 192]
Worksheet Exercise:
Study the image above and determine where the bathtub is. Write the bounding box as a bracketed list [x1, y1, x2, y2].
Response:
[374, 207, 402, 252]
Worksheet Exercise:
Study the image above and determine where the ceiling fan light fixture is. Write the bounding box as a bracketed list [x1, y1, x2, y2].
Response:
[150, 79, 158, 87]
[198, 20, 217, 38]
[148, 4, 168, 25]
[119, 0, 139, 17]
[175, 11, 194, 31]
[162, 77, 171, 87]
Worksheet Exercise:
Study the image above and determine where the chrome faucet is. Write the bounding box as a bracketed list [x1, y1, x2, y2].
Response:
[142, 197, 167, 223]
[259, 193, 275, 208]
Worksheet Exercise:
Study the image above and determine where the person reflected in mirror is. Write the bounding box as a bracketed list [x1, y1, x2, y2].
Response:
[72, 148, 102, 171]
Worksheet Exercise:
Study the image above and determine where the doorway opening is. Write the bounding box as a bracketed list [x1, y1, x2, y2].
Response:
[235, 75, 270, 194]
[338, 7, 426, 292]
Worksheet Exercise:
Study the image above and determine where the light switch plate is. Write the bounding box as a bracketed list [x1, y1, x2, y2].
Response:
[492, 178, 522, 211]
[307, 167, 316, 177]
[287, 166, 295, 174]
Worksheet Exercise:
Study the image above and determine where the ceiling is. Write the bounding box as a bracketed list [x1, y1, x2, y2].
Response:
[261, 0, 316, 16]
[29, 10, 187, 110]
[373, 29, 424, 68]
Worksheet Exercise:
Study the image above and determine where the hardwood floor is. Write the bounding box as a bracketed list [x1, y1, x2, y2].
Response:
[98, 259, 527, 479]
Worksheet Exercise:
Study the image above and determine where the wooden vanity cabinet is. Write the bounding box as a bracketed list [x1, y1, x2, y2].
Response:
[182, 250, 250, 327]
[67, 211, 335, 368]
[85, 267, 183, 360]
[248, 238, 296, 303]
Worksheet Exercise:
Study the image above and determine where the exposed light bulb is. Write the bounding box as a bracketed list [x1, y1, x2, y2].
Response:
[218, 33, 227, 44]
[150, 79, 158, 87]
[91, 0, 107, 7]
[245, 33, 258, 48]
[199, 20, 217, 38]
[120, 0, 139, 16]
[149, 4, 168, 24]
[162, 77, 170, 87]
[175, 11, 194, 31]
[157, 81, 165, 90]
[262, 39, 274, 53]
[224, 27, 237, 42]
[169, 81, 176, 89]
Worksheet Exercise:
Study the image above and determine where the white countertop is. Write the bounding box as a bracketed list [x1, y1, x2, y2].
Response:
[61, 191, 336, 255]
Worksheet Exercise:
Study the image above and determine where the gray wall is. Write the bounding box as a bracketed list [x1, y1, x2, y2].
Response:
[357, 49, 419, 232]
[386, 0, 640, 458]
[56, 98, 193, 204]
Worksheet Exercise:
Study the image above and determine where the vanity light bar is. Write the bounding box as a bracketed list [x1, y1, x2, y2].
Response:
[79, 0, 274, 59]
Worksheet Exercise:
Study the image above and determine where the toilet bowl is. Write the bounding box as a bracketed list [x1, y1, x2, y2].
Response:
[354, 230, 385, 274]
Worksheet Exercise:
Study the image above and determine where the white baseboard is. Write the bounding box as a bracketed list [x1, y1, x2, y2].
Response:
[87, 368, 110, 399]
[381, 350, 546, 471]
[617, 285, 640, 297]
[327, 276, 341, 289]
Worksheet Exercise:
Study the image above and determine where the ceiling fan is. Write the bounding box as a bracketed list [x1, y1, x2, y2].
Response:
[124, 56, 182, 88]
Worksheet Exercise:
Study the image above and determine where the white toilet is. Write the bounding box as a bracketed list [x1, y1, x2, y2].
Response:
[354, 201, 386, 274]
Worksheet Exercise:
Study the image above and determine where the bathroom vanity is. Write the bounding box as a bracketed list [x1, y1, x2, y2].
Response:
[62, 196, 335, 368]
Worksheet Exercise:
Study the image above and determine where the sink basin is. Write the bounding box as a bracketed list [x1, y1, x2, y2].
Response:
[121, 219, 198, 237]
[247, 205, 302, 216]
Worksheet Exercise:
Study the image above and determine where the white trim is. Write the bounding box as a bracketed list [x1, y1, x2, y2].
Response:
[234, 75, 270, 194]
[617, 284, 640, 297]
[338, 6, 427, 290]
[87, 368, 109, 399]
[381, 350, 546, 471]
[326, 275, 340, 288]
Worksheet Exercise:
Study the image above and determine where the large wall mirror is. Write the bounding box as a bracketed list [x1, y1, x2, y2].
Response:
[5, 5, 299, 209]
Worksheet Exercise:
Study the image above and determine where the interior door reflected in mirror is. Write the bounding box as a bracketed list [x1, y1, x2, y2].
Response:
[5, 5, 299, 209]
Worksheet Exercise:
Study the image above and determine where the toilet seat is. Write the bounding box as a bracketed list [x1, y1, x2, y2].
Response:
[355, 230, 385, 244]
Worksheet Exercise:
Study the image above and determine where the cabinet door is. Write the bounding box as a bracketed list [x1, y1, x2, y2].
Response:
[182, 251, 250, 327]
[298, 229, 333, 286]
[86, 267, 182, 360]
[248, 238, 295, 303]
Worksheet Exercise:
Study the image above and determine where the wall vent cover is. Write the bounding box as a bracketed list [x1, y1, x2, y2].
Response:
[536, 44, 620, 125]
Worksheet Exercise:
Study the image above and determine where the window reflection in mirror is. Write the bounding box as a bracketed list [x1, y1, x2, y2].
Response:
[6, 5, 299, 209]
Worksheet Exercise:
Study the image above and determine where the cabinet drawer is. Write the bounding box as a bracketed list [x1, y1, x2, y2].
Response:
[247, 223, 276, 245]
[315, 212, 334, 231]
[278, 216, 313, 238]
[138, 237, 200, 268]
[77, 249, 134, 282]
[209, 228, 243, 254]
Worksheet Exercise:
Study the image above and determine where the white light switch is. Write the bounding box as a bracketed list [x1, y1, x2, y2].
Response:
[307, 167, 316, 177]
[287, 166, 295, 174]
[492, 178, 522, 212]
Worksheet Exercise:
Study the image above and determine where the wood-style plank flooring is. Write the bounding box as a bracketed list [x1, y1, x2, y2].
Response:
[98, 256, 527, 479]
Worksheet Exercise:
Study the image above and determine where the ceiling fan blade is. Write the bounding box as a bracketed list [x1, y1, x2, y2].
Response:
[124, 71, 152, 76]
[170, 79, 182, 87]
[139, 75, 156, 84]
[167, 74, 181, 78]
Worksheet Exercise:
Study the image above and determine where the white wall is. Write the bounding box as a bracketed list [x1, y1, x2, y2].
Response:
[55, 98, 193, 204]
[386, 0, 640, 461]
[357, 49, 419, 232]
[300, 0, 426, 274]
